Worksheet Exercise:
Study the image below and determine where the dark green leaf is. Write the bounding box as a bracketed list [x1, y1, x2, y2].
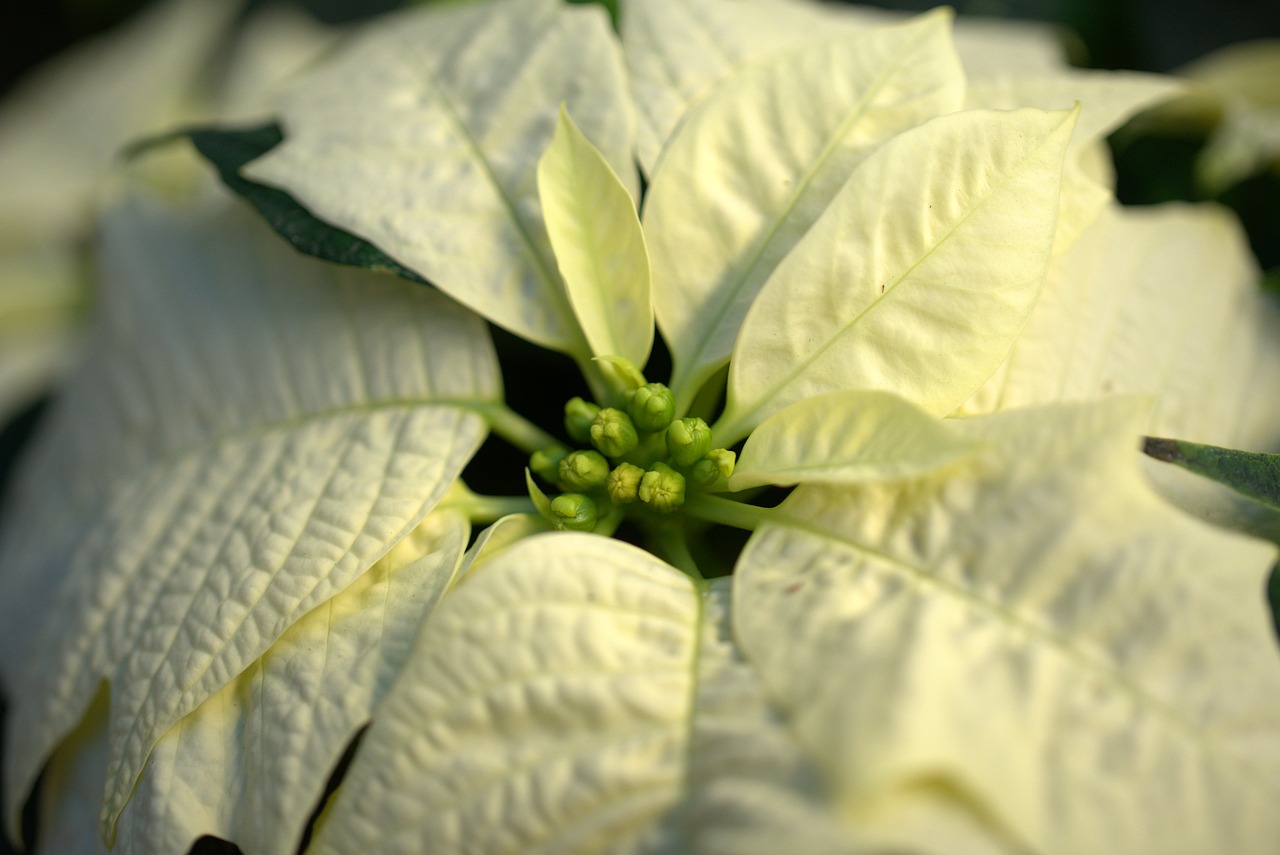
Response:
[179, 124, 426, 283]
[1143, 436, 1280, 512]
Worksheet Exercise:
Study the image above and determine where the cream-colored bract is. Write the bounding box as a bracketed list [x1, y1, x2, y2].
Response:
[0, 195, 500, 844]
[730, 390, 983, 490]
[717, 107, 1077, 444]
[737, 399, 1280, 854]
[643, 12, 965, 409]
[36, 509, 469, 855]
[538, 107, 654, 368]
[245, 0, 635, 357]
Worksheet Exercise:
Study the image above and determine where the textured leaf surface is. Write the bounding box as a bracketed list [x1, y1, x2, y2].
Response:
[730, 390, 982, 490]
[307, 533, 703, 855]
[735, 399, 1280, 854]
[36, 509, 469, 855]
[717, 107, 1076, 444]
[643, 13, 964, 406]
[620, 0, 844, 173]
[245, 0, 634, 354]
[0, 194, 499, 843]
[538, 107, 653, 367]
[185, 124, 429, 282]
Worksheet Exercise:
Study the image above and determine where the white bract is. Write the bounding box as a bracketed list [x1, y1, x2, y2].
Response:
[2, 1, 1279, 854]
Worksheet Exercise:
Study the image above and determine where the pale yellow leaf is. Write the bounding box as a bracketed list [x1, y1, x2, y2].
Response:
[644, 12, 965, 407]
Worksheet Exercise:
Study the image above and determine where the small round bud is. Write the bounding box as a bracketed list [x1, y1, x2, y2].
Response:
[550, 493, 598, 531]
[666, 417, 713, 467]
[689, 457, 721, 488]
[707, 448, 736, 478]
[638, 462, 686, 513]
[590, 408, 640, 458]
[564, 397, 601, 444]
[529, 445, 570, 485]
[606, 462, 645, 504]
[559, 449, 610, 491]
[627, 383, 676, 432]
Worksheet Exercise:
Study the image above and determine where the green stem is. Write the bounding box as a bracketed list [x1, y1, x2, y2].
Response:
[647, 520, 704, 580]
[681, 493, 774, 532]
[480, 403, 559, 454]
[441, 486, 538, 524]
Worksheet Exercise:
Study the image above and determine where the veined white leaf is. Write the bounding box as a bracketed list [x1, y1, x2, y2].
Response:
[0, 193, 500, 844]
[244, 0, 634, 356]
[620, 0, 847, 174]
[965, 70, 1183, 252]
[735, 398, 1280, 854]
[538, 106, 653, 368]
[35, 509, 469, 855]
[717, 107, 1077, 445]
[306, 532, 703, 854]
[644, 12, 965, 408]
[730, 390, 983, 490]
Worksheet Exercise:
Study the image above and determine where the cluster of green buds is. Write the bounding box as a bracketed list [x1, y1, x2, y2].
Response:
[529, 380, 736, 532]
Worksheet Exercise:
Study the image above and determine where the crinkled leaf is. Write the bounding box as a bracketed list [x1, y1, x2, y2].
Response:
[307, 532, 703, 854]
[717, 107, 1076, 444]
[735, 399, 1280, 854]
[620, 0, 844, 174]
[538, 106, 653, 367]
[644, 12, 965, 407]
[245, 0, 635, 355]
[0, 194, 500, 844]
[730, 390, 983, 491]
[36, 509, 469, 855]
[181, 124, 428, 282]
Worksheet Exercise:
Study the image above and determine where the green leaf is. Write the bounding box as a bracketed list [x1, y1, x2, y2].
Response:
[735, 398, 1280, 854]
[37, 509, 470, 855]
[537, 106, 653, 368]
[644, 12, 965, 408]
[0, 194, 500, 844]
[716, 107, 1078, 445]
[730, 390, 983, 491]
[1144, 436, 1280, 512]
[244, 0, 635, 356]
[183, 124, 428, 283]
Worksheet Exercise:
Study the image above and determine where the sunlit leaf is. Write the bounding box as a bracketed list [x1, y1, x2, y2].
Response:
[735, 398, 1280, 854]
[538, 106, 653, 367]
[718, 107, 1077, 444]
[0, 194, 500, 844]
[644, 12, 964, 408]
[244, 0, 634, 355]
[730, 390, 982, 490]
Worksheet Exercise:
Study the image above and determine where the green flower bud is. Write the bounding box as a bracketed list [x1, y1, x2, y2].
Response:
[590, 408, 640, 458]
[638, 461, 686, 513]
[564, 397, 601, 444]
[685, 448, 736, 488]
[665, 417, 713, 467]
[529, 445, 570, 485]
[627, 383, 676, 432]
[550, 493, 598, 531]
[559, 449, 610, 491]
[707, 448, 736, 478]
[606, 462, 645, 504]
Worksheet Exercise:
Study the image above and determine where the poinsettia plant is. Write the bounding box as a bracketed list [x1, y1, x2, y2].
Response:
[3, 0, 1280, 853]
